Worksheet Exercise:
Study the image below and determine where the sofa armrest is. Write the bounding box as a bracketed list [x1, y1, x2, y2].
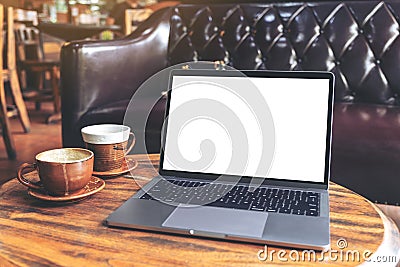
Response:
[60, 8, 172, 147]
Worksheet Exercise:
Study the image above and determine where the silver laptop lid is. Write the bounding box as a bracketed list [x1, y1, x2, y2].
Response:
[159, 70, 334, 189]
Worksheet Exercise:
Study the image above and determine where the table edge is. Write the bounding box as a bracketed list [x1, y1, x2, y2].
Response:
[360, 201, 400, 266]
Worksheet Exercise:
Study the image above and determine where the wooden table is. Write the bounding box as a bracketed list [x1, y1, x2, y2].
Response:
[0, 154, 399, 266]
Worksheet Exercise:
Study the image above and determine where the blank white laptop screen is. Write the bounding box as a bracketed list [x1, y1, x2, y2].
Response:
[162, 75, 331, 183]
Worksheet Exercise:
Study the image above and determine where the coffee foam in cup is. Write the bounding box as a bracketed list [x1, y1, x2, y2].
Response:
[36, 148, 93, 163]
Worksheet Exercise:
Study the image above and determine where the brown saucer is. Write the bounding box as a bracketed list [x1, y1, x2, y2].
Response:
[28, 176, 105, 202]
[92, 157, 138, 177]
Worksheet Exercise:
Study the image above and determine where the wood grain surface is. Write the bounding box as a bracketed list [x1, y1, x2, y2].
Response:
[0, 154, 399, 266]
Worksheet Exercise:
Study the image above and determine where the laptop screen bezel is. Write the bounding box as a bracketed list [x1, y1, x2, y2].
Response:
[158, 69, 334, 189]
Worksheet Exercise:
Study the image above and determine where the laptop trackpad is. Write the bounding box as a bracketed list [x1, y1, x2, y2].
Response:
[162, 206, 268, 238]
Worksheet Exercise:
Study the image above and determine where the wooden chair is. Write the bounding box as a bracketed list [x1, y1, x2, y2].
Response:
[124, 2, 180, 35]
[3, 6, 31, 133]
[124, 8, 153, 35]
[14, 23, 61, 123]
[0, 5, 16, 159]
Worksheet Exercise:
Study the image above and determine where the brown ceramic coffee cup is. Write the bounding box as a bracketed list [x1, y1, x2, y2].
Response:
[17, 148, 94, 196]
[81, 124, 135, 172]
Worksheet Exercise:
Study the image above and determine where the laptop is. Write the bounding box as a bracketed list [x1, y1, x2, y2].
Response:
[106, 69, 334, 250]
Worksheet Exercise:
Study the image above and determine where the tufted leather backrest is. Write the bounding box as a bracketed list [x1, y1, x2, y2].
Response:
[168, 1, 400, 105]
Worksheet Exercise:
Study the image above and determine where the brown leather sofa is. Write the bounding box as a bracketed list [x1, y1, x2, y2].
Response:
[61, 1, 400, 205]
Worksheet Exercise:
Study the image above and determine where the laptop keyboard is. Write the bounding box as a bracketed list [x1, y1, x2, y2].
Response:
[140, 179, 320, 217]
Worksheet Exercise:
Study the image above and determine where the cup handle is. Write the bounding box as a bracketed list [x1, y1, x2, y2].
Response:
[17, 163, 42, 190]
[124, 132, 136, 155]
